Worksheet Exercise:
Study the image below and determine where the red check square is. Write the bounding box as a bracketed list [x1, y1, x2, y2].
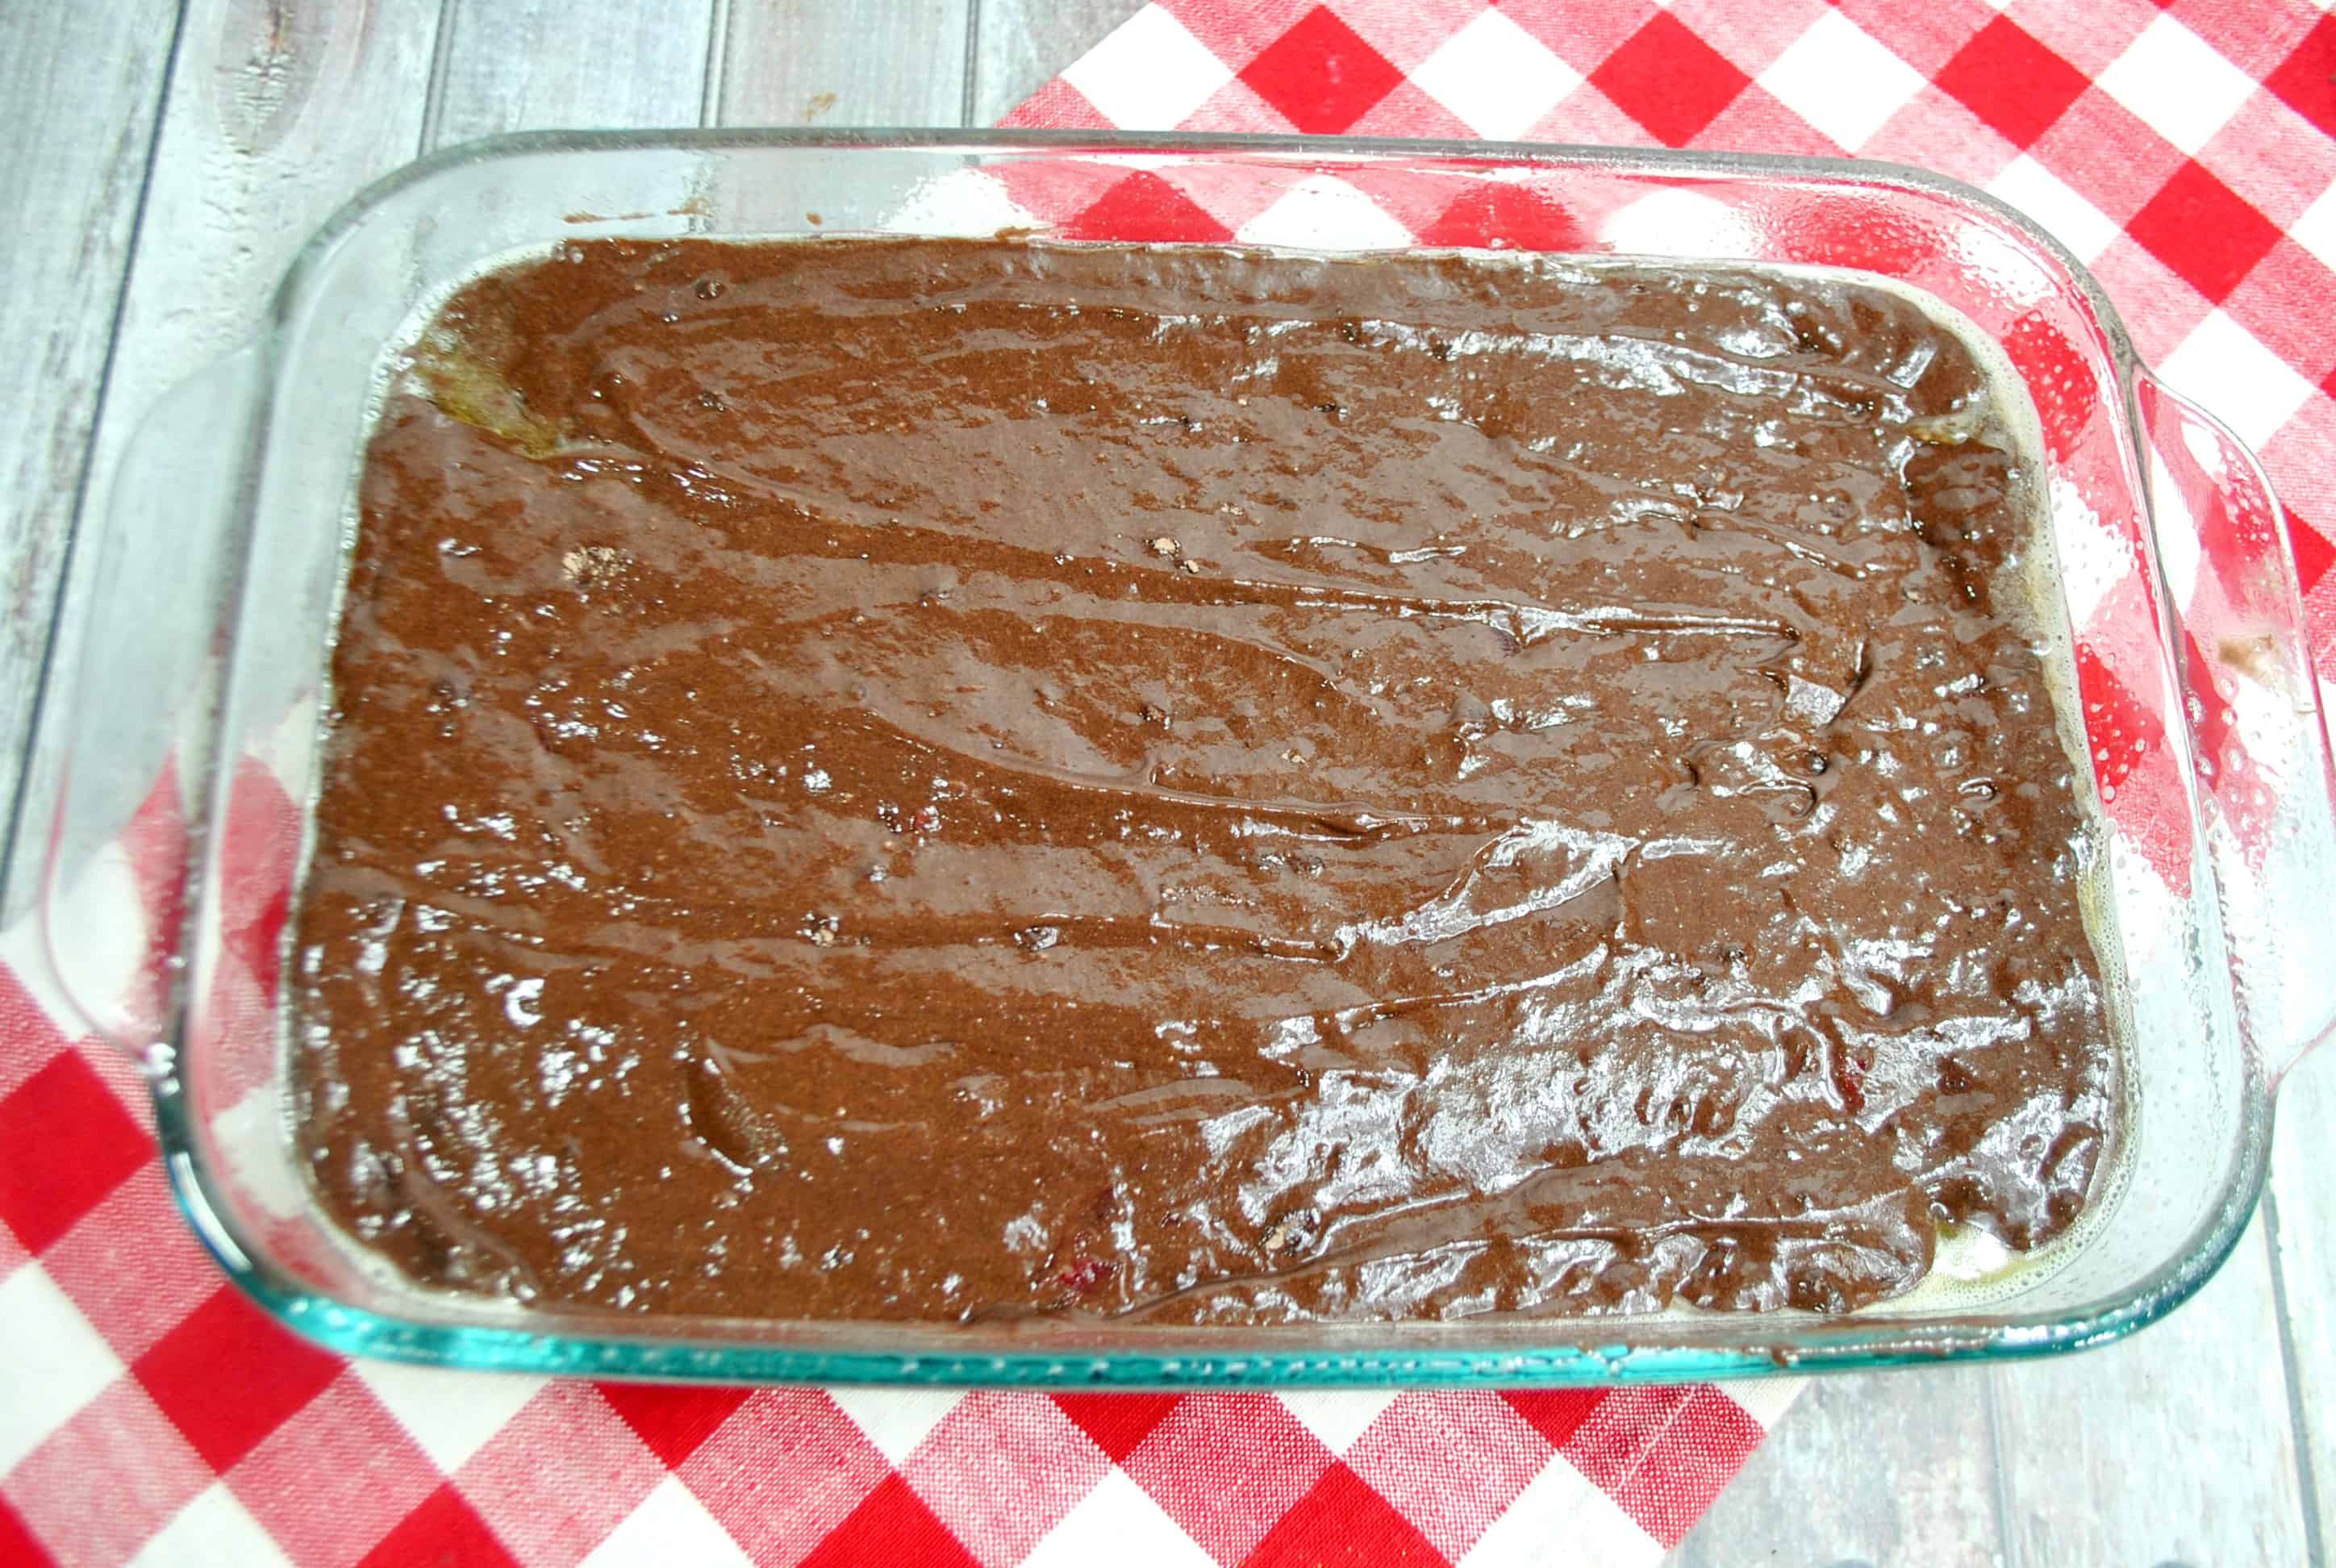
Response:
[1503, 1388, 1609, 1449]
[1935, 17, 2093, 148]
[1062, 172, 1237, 243]
[0, 1498, 45, 1566]
[0, 1048, 152, 1256]
[1053, 1392, 1183, 1464]
[1245, 1462, 1441, 1566]
[1590, 12, 1751, 146]
[2260, 10, 2336, 131]
[801, 1474, 978, 1568]
[2289, 507, 2334, 595]
[357, 1483, 518, 1568]
[2127, 158, 2286, 302]
[597, 1382, 753, 1469]
[1237, 6, 1408, 131]
[133, 1285, 345, 1473]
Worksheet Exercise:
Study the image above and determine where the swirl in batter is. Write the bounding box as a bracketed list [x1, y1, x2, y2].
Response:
[292, 238, 2113, 1321]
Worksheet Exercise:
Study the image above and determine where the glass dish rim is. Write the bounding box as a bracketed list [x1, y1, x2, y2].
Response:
[163, 125, 2272, 1385]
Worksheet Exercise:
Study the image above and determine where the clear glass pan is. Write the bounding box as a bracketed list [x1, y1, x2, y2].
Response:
[39, 131, 2336, 1386]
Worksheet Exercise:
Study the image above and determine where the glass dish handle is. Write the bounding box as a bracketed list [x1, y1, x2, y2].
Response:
[2133, 369, 2336, 1090]
[38, 347, 265, 1056]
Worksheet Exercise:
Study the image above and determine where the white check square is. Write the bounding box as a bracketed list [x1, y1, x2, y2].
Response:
[2159, 310, 2317, 452]
[0, 1263, 123, 1475]
[581, 1477, 752, 1568]
[1411, 10, 1582, 141]
[1989, 155, 2122, 264]
[1061, 6, 1234, 131]
[2096, 15, 2258, 156]
[2288, 180, 2336, 273]
[1758, 13, 1927, 152]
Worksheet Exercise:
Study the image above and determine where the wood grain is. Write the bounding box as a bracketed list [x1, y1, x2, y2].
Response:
[87, 0, 441, 436]
[971, 0, 1148, 123]
[0, 1, 181, 894]
[1683, 1226, 2316, 1566]
[1678, 1366, 2006, 1566]
[426, 0, 718, 148]
[717, 0, 973, 128]
[2271, 1084, 2336, 1558]
[0, 0, 448, 927]
[1987, 1220, 2311, 1565]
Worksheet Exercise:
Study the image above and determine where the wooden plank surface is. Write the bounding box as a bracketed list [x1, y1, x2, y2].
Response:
[2272, 1078, 2336, 1559]
[717, 0, 974, 129]
[0, 1, 181, 895]
[426, 0, 720, 147]
[89, 0, 444, 466]
[1678, 1366, 2007, 1567]
[0, 0, 2326, 1562]
[1990, 1220, 2312, 1564]
[1693, 1222, 2314, 1566]
[0, 0, 446, 931]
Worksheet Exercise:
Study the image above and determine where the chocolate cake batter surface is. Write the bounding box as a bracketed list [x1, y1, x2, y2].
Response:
[292, 237, 2114, 1323]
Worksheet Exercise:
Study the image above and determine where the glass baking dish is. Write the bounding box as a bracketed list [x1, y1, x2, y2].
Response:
[36, 130, 2336, 1386]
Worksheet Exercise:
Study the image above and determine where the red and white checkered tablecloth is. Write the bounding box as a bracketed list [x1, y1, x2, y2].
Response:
[7, 2, 2336, 1563]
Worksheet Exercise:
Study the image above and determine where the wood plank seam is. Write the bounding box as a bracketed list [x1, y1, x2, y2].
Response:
[701, 0, 735, 127]
[2263, 1187, 2329, 1568]
[700, 0, 735, 127]
[1979, 1364, 2021, 1568]
[415, 0, 461, 154]
[962, 0, 983, 129]
[0, 0, 193, 916]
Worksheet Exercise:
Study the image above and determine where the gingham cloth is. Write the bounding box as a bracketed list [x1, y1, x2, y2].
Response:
[7, 2, 2336, 1563]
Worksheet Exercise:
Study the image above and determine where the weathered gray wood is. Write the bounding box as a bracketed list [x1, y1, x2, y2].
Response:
[971, 0, 1148, 124]
[0, 1, 180, 882]
[426, 0, 719, 148]
[717, 0, 972, 128]
[2271, 1076, 2336, 1559]
[1988, 1220, 2310, 1565]
[0, 0, 449, 929]
[1675, 1366, 2005, 1567]
[86, 0, 442, 457]
[1675, 1226, 2312, 1565]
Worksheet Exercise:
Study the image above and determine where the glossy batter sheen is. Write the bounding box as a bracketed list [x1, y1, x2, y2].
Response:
[292, 237, 2114, 1323]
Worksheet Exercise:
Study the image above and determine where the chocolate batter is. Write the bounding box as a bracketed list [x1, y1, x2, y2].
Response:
[292, 237, 2114, 1322]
